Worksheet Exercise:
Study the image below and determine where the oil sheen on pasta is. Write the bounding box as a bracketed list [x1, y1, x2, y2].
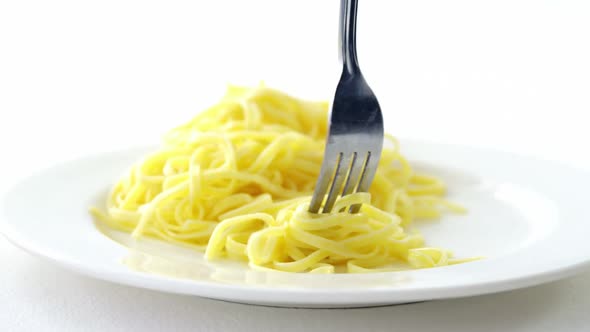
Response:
[91, 84, 472, 273]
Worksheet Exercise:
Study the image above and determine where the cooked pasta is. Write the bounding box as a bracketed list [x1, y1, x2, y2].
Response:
[91, 83, 471, 273]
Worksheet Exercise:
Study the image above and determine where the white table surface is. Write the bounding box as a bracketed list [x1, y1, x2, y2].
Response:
[1, 0, 590, 331]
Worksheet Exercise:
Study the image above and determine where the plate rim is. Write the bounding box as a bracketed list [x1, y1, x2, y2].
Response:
[3, 223, 590, 307]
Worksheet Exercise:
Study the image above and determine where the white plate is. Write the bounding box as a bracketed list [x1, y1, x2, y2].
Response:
[2, 140, 590, 308]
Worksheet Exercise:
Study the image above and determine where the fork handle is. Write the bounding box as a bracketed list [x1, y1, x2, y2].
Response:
[339, 0, 360, 75]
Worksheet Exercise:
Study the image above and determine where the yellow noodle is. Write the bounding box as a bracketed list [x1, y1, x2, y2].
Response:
[92, 83, 474, 273]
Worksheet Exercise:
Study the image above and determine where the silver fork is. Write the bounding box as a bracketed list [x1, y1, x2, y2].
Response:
[308, 0, 384, 214]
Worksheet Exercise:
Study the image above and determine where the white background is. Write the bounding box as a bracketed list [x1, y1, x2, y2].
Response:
[1, 0, 590, 331]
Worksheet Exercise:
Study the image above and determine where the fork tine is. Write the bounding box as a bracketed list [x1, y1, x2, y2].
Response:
[349, 151, 378, 213]
[322, 152, 355, 213]
[355, 151, 377, 192]
[341, 151, 362, 197]
[308, 151, 341, 213]
[342, 152, 369, 213]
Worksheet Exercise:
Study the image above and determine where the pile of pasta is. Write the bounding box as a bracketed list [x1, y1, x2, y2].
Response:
[92, 84, 470, 273]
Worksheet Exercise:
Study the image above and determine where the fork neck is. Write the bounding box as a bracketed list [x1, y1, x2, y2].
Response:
[339, 0, 360, 76]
